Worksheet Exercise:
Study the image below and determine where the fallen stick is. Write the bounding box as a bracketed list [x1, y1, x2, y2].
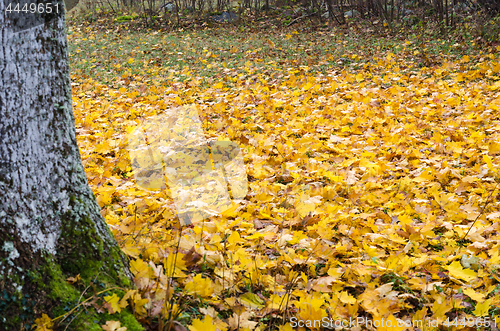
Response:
[286, 12, 317, 26]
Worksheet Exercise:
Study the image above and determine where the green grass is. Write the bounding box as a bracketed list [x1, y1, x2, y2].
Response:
[67, 15, 497, 88]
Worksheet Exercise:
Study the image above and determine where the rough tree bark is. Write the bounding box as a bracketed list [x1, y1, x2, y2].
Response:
[0, 1, 141, 330]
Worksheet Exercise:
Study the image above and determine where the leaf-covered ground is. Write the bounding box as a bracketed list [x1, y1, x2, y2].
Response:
[63, 22, 500, 330]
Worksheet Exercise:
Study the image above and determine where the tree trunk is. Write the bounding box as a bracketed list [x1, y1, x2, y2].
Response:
[0, 2, 141, 330]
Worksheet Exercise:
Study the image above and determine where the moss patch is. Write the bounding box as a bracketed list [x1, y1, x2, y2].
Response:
[56, 196, 132, 286]
[49, 196, 141, 330]
[0, 195, 142, 330]
[46, 257, 143, 331]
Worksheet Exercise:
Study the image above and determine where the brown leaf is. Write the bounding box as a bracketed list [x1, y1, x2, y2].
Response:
[182, 246, 202, 267]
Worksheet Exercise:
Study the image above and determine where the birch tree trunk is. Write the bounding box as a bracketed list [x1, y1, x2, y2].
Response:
[0, 2, 141, 330]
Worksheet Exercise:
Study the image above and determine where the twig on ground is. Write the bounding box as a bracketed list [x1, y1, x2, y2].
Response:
[286, 12, 317, 26]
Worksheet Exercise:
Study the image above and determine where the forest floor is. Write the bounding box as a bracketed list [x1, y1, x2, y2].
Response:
[63, 13, 500, 331]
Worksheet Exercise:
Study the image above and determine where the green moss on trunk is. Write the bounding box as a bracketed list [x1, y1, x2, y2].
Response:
[0, 196, 142, 330]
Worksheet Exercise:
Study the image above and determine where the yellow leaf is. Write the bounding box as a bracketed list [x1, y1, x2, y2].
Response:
[163, 253, 188, 278]
[104, 293, 122, 314]
[227, 230, 244, 246]
[489, 80, 500, 91]
[414, 168, 434, 182]
[295, 195, 321, 218]
[121, 246, 140, 259]
[296, 200, 315, 218]
[303, 82, 314, 90]
[189, 315, 218, 331]
[34, 314, 53, 331]
[463, 288, 486, 302]
[267, 293, 287, 310]
[119, 290, 135, 309]
[239, 292, 265, 309]
[278, 324, 294, 331]
[431, 298, 453, 319]
[327, 267, 342, 279]
[338, 291, 356, 304]
[130, 259, 153, 279]
[483, 154, 494, 170]
[185, 274, 214, 298]
[362, 243, 380, 258]
[489, 142, 500, 154]
[94, 141, 110, 154]
[132, 292, 149, 316]
[296, 294, 327, 322]
[473, 299, 492, 316]
[447, 261, 477, 281]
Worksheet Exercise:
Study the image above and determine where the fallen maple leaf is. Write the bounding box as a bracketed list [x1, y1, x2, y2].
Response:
[102, 321, 127, 331]
[447, 261, 477, 282]
[189, 315, 218, 331]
